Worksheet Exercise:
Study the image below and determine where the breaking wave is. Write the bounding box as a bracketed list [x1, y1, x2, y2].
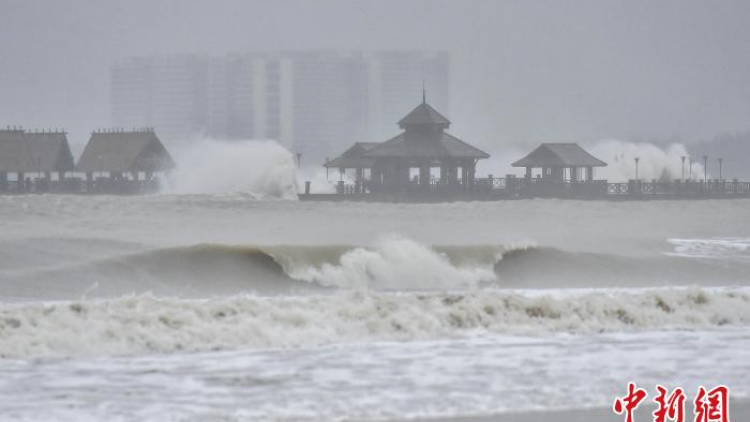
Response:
[163, 139, 298, 198]
[7, 236, 750, 302]
[4, 238, 524, 299]
[278, 237, 505, 290]
[1, 288, 749, 358]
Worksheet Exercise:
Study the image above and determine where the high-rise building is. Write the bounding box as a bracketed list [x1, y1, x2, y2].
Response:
[111, 55, 208, 142]
[366, 51, 449, 142]
[111, 51, 449, 162]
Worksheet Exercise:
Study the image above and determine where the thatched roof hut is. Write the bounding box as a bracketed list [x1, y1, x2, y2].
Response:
[0, 128, 75, 174]
[75, 129, 175, 174]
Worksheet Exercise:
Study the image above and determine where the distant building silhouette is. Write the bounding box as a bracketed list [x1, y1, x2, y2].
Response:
[111, 51, 449, 162]
[111, 55, 208, 142]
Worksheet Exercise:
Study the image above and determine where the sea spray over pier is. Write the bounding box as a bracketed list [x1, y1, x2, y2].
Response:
[164, 139, 298, 198]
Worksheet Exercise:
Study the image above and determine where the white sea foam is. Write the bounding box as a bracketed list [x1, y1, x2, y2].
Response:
[667, 238, 750, 261]
[2, 330, 749, 422]
[1, 287, 748, 359]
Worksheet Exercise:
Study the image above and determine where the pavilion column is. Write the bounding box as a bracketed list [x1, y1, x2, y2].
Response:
[449, 161, 458, 186]
[17, 172, 25, 191]
[570, 167, 578, 182]
[461, 162, 469, 188]
[419, 161, 430, 189]
[586, 166, 593, 181]
[525, 167, 532, 181]
[356, 167, 364, 193]
[400, 159, 410, 186]
[86, 172, 93, 191]
[467, 160, 476, 188]
[443, 159, 457, 186]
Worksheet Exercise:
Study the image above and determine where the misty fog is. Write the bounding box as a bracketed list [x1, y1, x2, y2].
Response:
[2, 0, 749, 155]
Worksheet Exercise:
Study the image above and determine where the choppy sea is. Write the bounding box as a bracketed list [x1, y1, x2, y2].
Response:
[0, 195, 748, 421]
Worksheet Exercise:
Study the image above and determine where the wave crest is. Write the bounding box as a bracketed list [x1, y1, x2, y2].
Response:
[279, 237, 506, 290]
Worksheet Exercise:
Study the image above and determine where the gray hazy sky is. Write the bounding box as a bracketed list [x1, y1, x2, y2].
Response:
[1, 0, 749, 148]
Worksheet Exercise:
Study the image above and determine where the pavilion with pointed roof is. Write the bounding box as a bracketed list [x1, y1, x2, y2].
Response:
[325, 93, 489, 194]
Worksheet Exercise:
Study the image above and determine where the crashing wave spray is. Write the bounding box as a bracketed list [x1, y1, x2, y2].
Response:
[163, 139, 298, 198]
[588, 140, 705, 182]
[478, 140, 705, 183]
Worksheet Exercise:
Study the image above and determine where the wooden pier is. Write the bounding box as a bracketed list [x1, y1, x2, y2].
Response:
[299, 177, 750, 202]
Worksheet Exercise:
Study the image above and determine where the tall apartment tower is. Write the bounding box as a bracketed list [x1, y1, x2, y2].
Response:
[366, 51, 449, 142]
[111, 55, 208, 142]
[111, 51, 448, 163]
[207, 53, 295, 147]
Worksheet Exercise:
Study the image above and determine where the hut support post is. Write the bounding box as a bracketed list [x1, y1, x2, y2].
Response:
[525, 167, 532, 181]
[570, 167, 578, 182]
[17, 173, 25, 192]
[586, 166, 593, 182]
[86, 172, 93, 192]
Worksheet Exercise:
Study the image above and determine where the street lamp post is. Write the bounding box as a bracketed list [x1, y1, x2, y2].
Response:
[681, 156, 686, 180]
[634, 157, 640, 181]
[703, 155, 708, 183]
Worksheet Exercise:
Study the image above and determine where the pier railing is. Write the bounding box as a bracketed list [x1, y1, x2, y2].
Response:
[0, 177, 160, 195]
[326, 177, 750, 199]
